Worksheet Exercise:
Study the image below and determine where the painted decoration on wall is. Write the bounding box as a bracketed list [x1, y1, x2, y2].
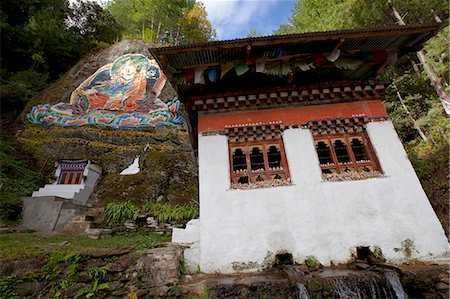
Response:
[28, 54, 183, 127]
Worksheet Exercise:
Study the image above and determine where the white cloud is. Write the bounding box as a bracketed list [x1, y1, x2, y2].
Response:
[202, 0, 279, 40]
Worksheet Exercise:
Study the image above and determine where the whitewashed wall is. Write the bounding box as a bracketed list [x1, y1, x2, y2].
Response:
[197, 121, 449, 273]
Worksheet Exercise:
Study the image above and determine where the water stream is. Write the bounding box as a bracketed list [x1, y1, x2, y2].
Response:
[288, 267, 409, 299]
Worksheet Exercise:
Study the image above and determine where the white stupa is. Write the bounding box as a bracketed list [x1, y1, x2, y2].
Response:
[120, 156, 140, 175]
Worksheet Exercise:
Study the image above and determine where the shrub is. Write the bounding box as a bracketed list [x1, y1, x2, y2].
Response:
[105, 201, 139, 226]
[142, 203, 199, 223]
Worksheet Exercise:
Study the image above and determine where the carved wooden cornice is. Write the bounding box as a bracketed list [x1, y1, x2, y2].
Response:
[224, 121, 285, 143]
[190, 81, 386, 112]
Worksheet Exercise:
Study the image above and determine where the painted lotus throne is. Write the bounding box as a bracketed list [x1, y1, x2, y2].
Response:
[28, 54, 182, 127]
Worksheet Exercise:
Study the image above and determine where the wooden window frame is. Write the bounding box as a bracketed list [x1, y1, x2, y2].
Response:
[314, 132, 382, 175]
[58, 170, 83, 185]
[229, 138, 290, 186]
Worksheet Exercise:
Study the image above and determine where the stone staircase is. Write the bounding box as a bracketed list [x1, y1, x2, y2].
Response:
[59, 206, 106, 234]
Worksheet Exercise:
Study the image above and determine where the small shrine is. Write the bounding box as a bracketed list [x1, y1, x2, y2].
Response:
[22, 160, 101, 232]
[31, 160, 101, 204]
[151, 25, 449, 273]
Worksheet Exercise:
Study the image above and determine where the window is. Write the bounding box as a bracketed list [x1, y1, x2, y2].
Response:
[58, 171, 83, 184]
[314, 132, 382, 181]
[229, 139, 290, 188]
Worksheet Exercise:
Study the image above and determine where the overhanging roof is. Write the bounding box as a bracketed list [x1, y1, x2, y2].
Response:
[150, 24, 442, 151]
[150, 24, 441, 98]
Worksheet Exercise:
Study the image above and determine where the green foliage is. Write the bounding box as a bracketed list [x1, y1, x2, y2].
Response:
[74, 266, 109, 298]
[1, 70, 49, 114]
[23, 272, 41, 282]
[107, 0, 214, 44]
[105, 200, 140, 225]
[0, 275, 19, 299]
[423, 26, 449, 86]
[0, 139, 44, 224]
[185, 288, 208, 299]
[142, 203, 199, 223]
[195, 265, 202, 274]
[179, 260, 187, 275]
[247, 29, 264, 38]
[42, 252, 65, 281]
[68, 0, 122, 44]
[305, 257, 317, 269]
[65, 252, 88, 283]
[0, 231, 169, 259]
[0, 0, 120, 117]
[275, 0, 449, 34]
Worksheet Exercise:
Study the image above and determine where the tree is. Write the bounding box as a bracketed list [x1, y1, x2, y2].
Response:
[0, 0, 120, 116]
[275, 0, 449, 34]
[179, 1, 215, 44]
[67, 0, 122, 44]
[107, 0, 214, 45]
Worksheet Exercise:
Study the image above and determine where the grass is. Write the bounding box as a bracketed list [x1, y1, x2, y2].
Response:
[0, 230, 170, 261]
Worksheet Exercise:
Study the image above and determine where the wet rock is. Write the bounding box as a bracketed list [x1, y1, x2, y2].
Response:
[134, 247, 182, 289]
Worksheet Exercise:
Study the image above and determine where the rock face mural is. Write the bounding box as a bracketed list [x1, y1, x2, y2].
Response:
[28, 54, 182, 127]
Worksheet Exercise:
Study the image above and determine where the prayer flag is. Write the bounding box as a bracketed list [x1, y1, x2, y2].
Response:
[194, 67, 206, 84]
[372, 49, 387, 64]
[312, 53, 326, 67]
[324, 48, 341, 62]
[234, 61, 249, 76]
[168, 64, 181, 74]
[183, 68, 195, 84]
[207, 66, 219, 82]
[256, 58, 266, 73]
[221, 61, 234, 78]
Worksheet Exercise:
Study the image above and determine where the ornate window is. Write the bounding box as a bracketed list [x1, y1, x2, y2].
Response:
[229, 140, 290, 188]
[57, 161, 86, 185]
[225, 122, 290, 189]
[314, 132, 382, 181]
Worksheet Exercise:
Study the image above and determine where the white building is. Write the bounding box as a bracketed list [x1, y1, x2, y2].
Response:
[151, 25, 449, 273]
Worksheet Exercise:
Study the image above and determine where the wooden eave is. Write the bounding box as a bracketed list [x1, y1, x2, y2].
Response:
[149, 24, 442, 151]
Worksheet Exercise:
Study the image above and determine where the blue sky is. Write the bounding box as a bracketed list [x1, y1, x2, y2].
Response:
[202, 0, 297, 40]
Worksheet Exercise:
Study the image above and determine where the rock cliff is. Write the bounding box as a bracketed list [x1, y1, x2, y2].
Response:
[16, 40, 198, 206]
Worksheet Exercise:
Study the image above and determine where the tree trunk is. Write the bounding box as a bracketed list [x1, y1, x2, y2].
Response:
[150, 17, 154, 44]
[156, 21, 161, 45]
[387, 0, 450, 114]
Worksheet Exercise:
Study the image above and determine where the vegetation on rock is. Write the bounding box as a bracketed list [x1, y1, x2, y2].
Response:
[0, 139, 44, 224]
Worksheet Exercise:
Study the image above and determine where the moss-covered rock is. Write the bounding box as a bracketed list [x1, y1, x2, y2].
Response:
[12, 39, 198, 210]
[15, 125, 198, 206]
